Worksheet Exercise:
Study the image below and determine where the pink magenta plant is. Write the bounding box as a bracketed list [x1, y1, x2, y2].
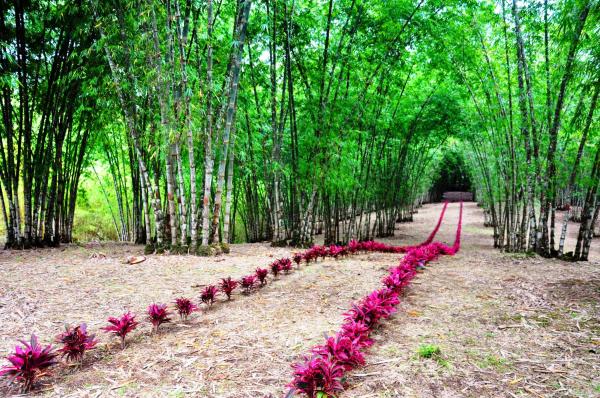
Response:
[289, 355, 344, 398]
[316, 245, 329, 259]
[303, 245, 328, 263]
[270, 260, 282, 277]
[0, 335, 57, 392]
[103, 312, 138, 349]
[340, 320, 373, 348]
[382, 264, 416, 292]
[348, 239, 360, 254]
[293, 253, 304, 267]
[255, 267, 269, 285]
[328, 245, 343, 259]
[200, 285, 219, 306]
[174, 297, 198, 321]
[303, 248, 316, 264]
[422, 201, 448, 245]
[56, 323, 97, 363]
[279, 258, 293, 273]
[219, 277, 239, 300]
[240, 274, 257, 293]
[147, 303, 172, 332]
[287, 203, 464, 397]
[312, 334, 366, 371]
[344, 288, 399, 328]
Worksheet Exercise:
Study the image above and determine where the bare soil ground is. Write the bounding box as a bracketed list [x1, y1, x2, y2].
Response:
[0, 203, 598, 398]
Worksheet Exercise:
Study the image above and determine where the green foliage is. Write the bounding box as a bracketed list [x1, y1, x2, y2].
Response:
[417, 343, 449, 368]
[73, 170, 121, 242]
[196, 245, 214, 257]
[417, 344, 442, 359]
[2, 0, 598, 251]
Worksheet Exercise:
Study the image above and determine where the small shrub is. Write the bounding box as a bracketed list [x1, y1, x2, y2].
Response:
[340, 320, 373, 348]
[102, 312, 139, 349]
[348, 239, 359, 254]
[200, 285, 219, 306]
[255, 267, 268, 285]
[240, 274, 257, 293]
[270, 260, 282, 277]
[144, 244, 155, 255]
[304, 245, 327, 262]
[220, 243, 231, 254]
[196, 245, 213, 256]
[312, 334, 365, 371]
[219, 277, 239, 300]
[328, 245, 343, 259]
[344, 288, 399, 328]
[289, 355, 344, 398]
[147, 303, 172, 332]
[293, 253, 303, 267]
[56, 323, 97, 363]
[317, 246, 329, 259]
[210, 243, 223, 255]
[0, 335, 58, 392]
[174, 297, 198, 321]
[279, 258, 293, 273]
[303, 252, 314, 264]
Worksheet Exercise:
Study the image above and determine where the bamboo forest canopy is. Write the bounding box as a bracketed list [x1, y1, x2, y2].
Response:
[0, 0, 599, 259]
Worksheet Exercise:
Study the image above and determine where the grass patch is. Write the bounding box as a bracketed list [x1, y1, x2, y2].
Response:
[417, 344, 441, 359]
[477, 354, 510, 371]
[416, 344, 450, 368]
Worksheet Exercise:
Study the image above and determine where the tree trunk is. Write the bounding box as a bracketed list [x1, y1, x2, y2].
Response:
[222, 127, 237, 244]
[210, 0, 252, 244]
[200, 0, 216, 248]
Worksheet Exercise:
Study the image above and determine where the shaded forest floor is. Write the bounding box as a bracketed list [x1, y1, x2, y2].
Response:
[0, 203, 599, 397]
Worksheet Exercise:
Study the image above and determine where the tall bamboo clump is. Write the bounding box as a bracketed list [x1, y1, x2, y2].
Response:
[458, 0, 598, 259]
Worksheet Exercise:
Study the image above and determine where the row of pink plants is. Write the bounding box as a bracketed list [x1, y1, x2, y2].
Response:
[0, 202, 456, 393]
[286, 202, 463, 398]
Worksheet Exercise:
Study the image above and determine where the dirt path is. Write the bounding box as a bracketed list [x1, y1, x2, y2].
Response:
[0, 203, 598, 397]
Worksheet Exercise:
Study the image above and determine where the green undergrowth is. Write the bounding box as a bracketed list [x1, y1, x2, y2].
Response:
[416, 344, 449, 368]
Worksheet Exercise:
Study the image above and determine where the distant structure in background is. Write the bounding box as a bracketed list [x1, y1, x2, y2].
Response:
[443, 192, 473, 202]
[428, 150, 473, 203]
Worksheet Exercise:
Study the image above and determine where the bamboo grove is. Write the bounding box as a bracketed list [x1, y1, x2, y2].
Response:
[1, 0, 599, 259]
[454, 0, 600, 260]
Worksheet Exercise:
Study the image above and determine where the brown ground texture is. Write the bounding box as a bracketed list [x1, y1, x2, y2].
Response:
[0, 202, 599, 398]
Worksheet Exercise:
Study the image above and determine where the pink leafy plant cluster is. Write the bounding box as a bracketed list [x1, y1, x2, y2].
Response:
[147, 303, 172, 332]
[200, 285, 219, 306]
[174, 297, 198, 321]
[287, 202, 463, 397]
[55, 323, 97, 363]
[0, 335, 58, 392]
[256, 267, 269, 285]
[102, 312, 139, 349]
[1, 202, 461, 394]
[220, 277, 239, 300]
[240, 274, 258, 293]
